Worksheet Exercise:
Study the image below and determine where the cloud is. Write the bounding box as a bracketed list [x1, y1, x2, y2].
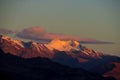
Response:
[0, 28, 14, 34]
[16, 27, 113, 44]
[16, 27, 46, 40]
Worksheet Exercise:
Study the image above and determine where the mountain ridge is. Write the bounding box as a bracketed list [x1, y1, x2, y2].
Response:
[0, 35, 102, 58]
[0, 35, 120, 80]
[0, 48, 115, 80]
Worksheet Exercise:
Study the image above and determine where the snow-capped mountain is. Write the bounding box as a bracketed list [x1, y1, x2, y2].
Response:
[0, 35, 102, 58]
[46, 39, 81, 51]
[0, 35, 120, 80]
[0, 35, 54, 58]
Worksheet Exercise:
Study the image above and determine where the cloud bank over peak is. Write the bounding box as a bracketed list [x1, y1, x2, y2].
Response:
[16, 27, 113, 44]
[16, 27, 46, 40]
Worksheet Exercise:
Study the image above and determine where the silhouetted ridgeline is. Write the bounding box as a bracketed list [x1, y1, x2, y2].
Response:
[0, 49, 115, 80]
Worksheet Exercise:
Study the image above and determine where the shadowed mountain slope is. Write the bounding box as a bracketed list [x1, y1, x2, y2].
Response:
[0, 49, 116, 80]
[0, 35, 120, 80]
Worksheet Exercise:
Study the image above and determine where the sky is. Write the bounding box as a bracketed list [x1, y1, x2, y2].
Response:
[0, 0, 120, 56]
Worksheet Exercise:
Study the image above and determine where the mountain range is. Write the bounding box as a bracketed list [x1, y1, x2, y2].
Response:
[0, 35, 120, 80]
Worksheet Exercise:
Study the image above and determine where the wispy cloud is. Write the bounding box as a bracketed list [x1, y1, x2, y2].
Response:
[16, 27, 113, 44]
[0, 28, 14, 35]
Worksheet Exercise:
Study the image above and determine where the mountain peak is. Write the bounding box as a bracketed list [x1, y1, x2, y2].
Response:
[0, 34, 10, 40]
[0, 35, 24, 48]
[0, 35, 102, 58]
[46, 39, 81, 51]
